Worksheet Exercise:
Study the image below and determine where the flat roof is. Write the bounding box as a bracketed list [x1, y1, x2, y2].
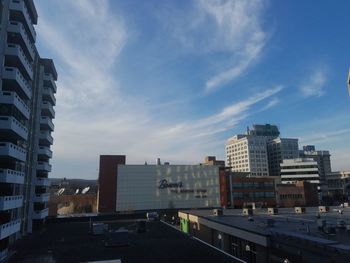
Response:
[9, 220, 233, 263]
[179, 206, 350, 248]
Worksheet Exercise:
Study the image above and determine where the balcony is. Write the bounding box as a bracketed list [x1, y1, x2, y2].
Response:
[38, 146, 52, 159]
[5, 43, 33, 80]
[0, 142, 26, 162]
[0, 195, 23, 211]
[9, 0, 36, 42]
[33, 193, 49, 203]
[42, 87, 56, 106]
[0, 116, 28, 140]
[35, 177, 50, 187]
[39, 131, 53, 146]
[0, 169, 25, 184]
[40, 116, 54, 131]
[2, 67, 32, 100]
[0, 91, 30, 119]
[41, 101, 55, 119]
[32, 208, 49, 220]
[43, 73, 57, 93]
[37, 161, 51, 172]
[0, 219, 21, 239]
[7, 21, 35, 60]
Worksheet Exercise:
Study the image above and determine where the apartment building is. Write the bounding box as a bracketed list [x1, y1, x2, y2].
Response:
[226, 124, 280, 176]
[0, 0, 57, 260]
[267, 138, 299, 177]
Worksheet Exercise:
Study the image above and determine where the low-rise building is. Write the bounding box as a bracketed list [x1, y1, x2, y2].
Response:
[276, 181, 319, 207]
[326, 171, 350, 202]
[280, 158, 320, 185]
[202, 156, 225, 167]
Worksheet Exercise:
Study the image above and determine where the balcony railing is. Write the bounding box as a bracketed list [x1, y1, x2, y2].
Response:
[0, 195, 23, 211]
[2, 67, 32, 100]
[0, 142, 26, 162]
[0, 116, 28, 140]
[32, 208, 49, 220]
[41, 101, 55, 119]
[43, 73, 57, 93]
[9, 0, 36, 41]
[7, 21, 35, 59]
[33, 193, 50, 203]
[0, 219, 21, 239]
[39, 131, 53, 145]
[0, 91, 30, 119]
[35, 177, 50, 187]
[0, 169, 25, 184]
[42, 87, 56, 106]
[0, 249, 8, 262]
[37, 161, 52, 172]
[40, 116, 54, 131]
[5, 43, 33, 80]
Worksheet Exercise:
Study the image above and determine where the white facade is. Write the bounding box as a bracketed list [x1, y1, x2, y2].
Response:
[226, 135, 269, 176]
[280, 158, 320, 184]
[116, 165, 220, 211]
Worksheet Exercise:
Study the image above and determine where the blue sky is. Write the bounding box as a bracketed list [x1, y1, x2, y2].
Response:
[34, 0, 350, 179]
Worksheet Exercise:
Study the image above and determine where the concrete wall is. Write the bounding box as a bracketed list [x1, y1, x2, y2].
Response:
[116, 165, 220, 211]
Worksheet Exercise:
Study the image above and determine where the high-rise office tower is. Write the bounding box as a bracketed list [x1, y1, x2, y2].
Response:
[0, 0, 57, 260]
[267, 138, 299, 177]
[226, 124, 280, 176]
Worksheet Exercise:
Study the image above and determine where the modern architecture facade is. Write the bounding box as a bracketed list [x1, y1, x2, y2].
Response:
[267, 138, 299, 177]
[326, 171, 350, 201]
[280, 159, 321, 191]
[299, 145, 331, 192]
[0, 0, 57, 260]
[226, 124, 280, 176]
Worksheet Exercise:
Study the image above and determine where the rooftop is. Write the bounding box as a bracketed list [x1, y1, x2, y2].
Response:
[179, 206, 350, 250]
[9, 219, 233, 263]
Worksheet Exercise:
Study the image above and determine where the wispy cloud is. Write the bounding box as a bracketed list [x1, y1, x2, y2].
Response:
[299, 67, 328, 98]
[35, 0, 282, 178]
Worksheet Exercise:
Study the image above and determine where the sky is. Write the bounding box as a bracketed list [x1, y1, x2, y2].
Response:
[33, 0, 350, 179]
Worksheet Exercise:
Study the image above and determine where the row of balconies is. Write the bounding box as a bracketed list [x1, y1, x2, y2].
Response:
[5, 43, 33, 80]
[9, 0, 36, 42]
[2, 67, 31, 100]
[0, 142, 26, 162]
[35, 177, 50, 187]
[0, 195, 23, 211]
[0, 169, 25, 184]
[0, 91, 30, 119]
[7, 21, 35, 60]
[0, 116, 28, 140]
[0, 219, 21, 240]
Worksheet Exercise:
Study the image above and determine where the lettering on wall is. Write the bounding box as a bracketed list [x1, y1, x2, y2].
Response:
[158, 179, 207, 198]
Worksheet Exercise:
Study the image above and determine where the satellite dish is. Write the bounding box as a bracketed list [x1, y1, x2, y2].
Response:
[75, 189, 80, 194]
[82, 186, 90, 194]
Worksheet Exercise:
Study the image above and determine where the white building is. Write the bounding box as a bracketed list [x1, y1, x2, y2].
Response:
[0, 0, 57, 260]
[226, 135, 269, 176]
[280, 158, 320, 185]
[116, 165, 220, 211]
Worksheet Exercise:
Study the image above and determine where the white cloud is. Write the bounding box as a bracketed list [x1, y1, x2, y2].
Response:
[300, 68, 328, 98]
[34, 0, 281, 179]
[165, 0, 268, 93]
